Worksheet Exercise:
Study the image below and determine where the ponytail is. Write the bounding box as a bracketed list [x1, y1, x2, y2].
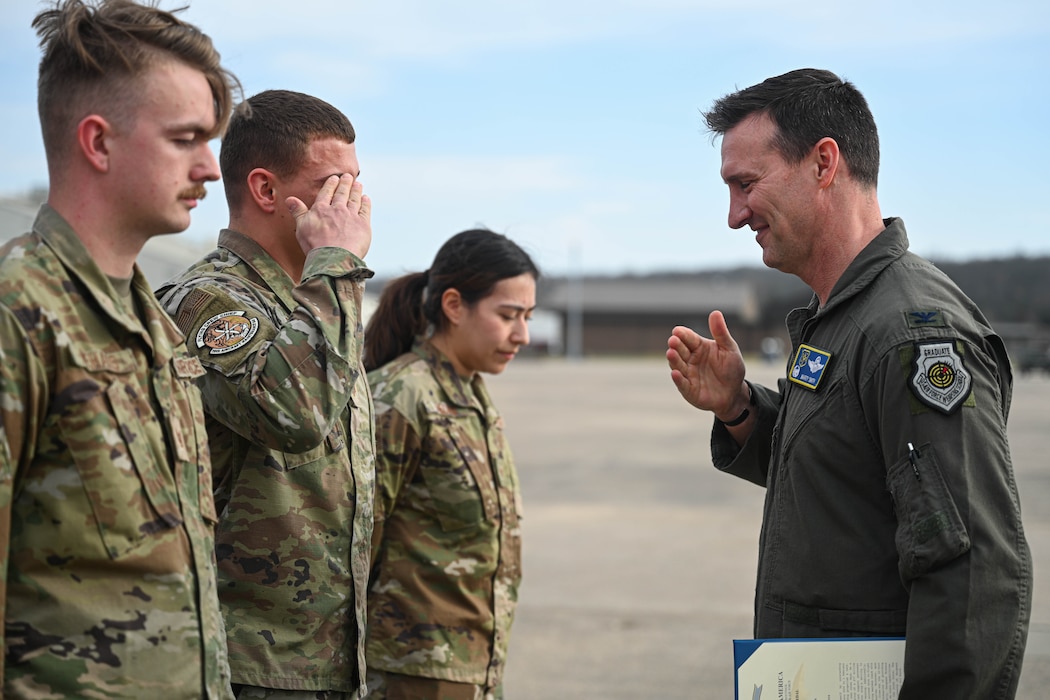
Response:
[364, 228, 539, 372]
[363, 271, 428, 371]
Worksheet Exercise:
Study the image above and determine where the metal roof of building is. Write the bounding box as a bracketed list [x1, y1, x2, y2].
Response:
[539, 276, 758, 323]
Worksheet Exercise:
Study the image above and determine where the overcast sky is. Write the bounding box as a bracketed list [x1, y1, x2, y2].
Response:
[2, 0, 1048, 278]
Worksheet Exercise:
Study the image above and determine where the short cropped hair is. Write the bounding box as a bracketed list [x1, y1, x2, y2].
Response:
[219, 89, 357, 211]
[703, 68, 880, 188]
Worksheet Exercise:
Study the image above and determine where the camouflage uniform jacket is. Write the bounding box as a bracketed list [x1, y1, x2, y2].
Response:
[0, 206, 232, 699]
[366, 341, 523, 689]
[155, 229, 376, 694]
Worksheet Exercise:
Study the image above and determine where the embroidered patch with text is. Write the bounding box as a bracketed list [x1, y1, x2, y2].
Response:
[909, 340, 971, 414]
[789, 343, 832, 390]
[195, 310, 259, 355]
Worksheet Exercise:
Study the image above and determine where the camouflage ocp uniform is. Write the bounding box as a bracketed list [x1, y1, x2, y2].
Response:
[366, 340, 523, 694]
[155, 229, 375, 696]
[0, 206, 232, 698]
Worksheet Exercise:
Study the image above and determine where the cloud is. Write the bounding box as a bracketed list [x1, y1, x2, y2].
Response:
[365, 154, 582, 199]
[184, 0, 1049, 63]
[3, 0, 1048, 278]
[355, 152, 735, 276]
[185, 0, 727, 59]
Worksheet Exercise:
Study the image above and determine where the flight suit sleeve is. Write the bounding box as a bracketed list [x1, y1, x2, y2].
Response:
[871, 335, 1029, 699]
[710, 380, 782, 487]
[161, 247, 370, 454]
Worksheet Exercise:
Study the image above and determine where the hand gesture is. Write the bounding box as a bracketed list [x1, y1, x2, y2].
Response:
[286, 173, 372, 259]
[666, 310, 749, 420]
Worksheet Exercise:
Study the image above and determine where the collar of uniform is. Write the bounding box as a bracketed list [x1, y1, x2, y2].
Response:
[33, 204, 177, 361]
[413, 338, 495, 415]
[216, 228, 299, 311]
[130, 269, 185, 366]
[215, 228, 375, 314]
[35, 204, 123, 312]
[819, 217, 910, 317]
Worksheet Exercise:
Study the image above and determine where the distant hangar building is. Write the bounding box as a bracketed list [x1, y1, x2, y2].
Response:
[538, 275, 759, 356]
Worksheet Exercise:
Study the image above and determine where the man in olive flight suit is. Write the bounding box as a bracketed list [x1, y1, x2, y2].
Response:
[156, 90, 375, 699]
[668, 69, 1030, 698]
[0, 1, 239, 697]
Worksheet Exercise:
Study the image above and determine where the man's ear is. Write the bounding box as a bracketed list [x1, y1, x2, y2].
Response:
[77, 115, 111, 173]
[812, 136, 841, 189]
[440, 287, 465, 326]
[246, 168, 280, 213]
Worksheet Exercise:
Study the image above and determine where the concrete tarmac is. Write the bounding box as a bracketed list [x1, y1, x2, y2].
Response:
[484, 356, 1050, 699]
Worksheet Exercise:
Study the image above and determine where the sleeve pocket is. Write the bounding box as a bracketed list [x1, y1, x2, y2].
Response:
[279, 411, 350, 470]
[886, 442, 971, 582]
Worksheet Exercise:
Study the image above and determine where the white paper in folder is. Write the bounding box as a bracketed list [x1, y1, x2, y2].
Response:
[733, 638, 905, 700]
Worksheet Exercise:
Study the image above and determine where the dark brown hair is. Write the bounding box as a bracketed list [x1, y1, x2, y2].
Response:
[703, 68, 880, 188]
[364, 229, 539, 371]
[220, 89, 357, 211]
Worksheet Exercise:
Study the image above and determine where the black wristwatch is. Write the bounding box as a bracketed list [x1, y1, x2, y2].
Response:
[721, 381, 755, 427]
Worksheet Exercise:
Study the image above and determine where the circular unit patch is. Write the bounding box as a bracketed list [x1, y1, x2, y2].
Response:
[195, 310, 259, 355]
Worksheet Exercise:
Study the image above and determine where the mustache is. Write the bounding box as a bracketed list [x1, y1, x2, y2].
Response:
[178, 185, 208, 200]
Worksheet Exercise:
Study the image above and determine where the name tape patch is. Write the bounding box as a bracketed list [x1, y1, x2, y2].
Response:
[789, 343, 832, 390]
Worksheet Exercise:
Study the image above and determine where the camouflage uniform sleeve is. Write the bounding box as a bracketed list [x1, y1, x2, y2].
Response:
[0, 306, 48, 681]
[162, 247, 368, 453]
[370, 402, 424, 566]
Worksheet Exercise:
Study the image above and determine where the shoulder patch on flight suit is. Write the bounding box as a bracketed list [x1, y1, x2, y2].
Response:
[905, 309, 947, 328]
[908, 340, 972, 414]
[789, 343, 832, 390]
[195, 310, 260, 355]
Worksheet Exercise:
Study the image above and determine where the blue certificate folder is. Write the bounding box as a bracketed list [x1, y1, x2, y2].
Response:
[734, 638, 906, 700]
